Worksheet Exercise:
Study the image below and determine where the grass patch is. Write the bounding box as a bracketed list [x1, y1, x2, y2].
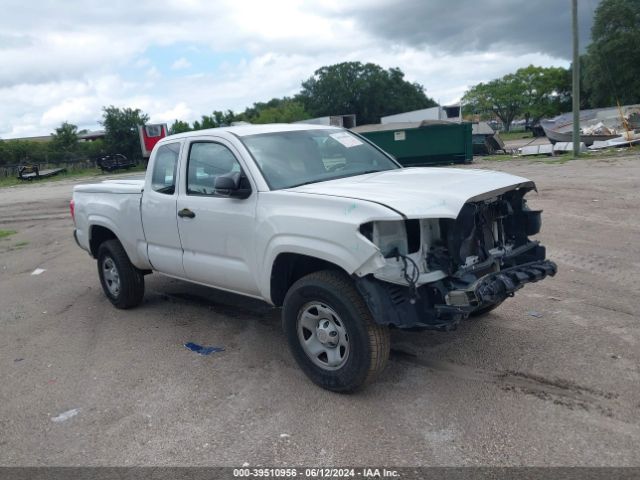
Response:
[13, 241, 29, 248]
[0, 165, 146, 189]
[478, 154, 520, 162]
[540, 154, 573, 164]
[481, 152, 581, 164]
[0, 229, 17, 239]
[540, 146, 640, 163]
[478, 144, 639, 164]
[583, 144, 640, 158]
[498, 131, 533, 141]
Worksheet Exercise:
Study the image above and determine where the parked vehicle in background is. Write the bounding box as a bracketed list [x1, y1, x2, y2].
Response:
[96, 154, 135, 172]
[138, 123, 168, 158]
[71, 124, 556, 392]
[17, 164, 67, 181]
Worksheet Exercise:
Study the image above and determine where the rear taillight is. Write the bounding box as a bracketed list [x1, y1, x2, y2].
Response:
[70, 199, 75, 223]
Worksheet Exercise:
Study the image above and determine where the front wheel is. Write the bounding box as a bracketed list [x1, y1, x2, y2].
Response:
[97, 239, 145, 309]
[283, 270, 390, 392]
[469, 299, 504, 318]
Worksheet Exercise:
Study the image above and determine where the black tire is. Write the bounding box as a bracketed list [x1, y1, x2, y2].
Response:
[469, 299, 504, 318]
[283, 270, 390, 392]
[97, 239, 145, 309]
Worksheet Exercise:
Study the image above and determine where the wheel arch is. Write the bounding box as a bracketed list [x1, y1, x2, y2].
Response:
[89, 224, 118, 258]
[270, 252, 348, 307]
[86, 216, 152, 270]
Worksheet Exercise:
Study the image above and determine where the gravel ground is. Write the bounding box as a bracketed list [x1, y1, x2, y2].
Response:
[0, 155, 638, 466]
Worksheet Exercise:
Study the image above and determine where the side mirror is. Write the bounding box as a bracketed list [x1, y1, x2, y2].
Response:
[214, 172, 251, 199]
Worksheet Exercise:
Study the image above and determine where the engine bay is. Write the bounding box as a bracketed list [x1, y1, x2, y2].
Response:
[356, 187, 557, 329]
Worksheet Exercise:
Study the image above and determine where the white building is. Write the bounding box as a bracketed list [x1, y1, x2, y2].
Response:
[381, 105, 461, 124]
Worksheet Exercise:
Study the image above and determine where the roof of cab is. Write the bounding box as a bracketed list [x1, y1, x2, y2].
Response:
[160, 123, 342, 143]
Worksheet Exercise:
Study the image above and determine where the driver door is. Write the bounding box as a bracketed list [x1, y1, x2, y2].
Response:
[176, 138, 260, 296]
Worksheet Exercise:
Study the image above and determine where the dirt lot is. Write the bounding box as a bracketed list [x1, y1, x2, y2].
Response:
[0, 155, 639, 466]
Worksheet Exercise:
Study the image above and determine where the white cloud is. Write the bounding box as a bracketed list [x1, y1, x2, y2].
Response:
[134, 57, 151, 68]
[171, 58, 192, 70]
[41, 97, 98, 127]
[145, 66, 162, 81]
[0, 0, 575, 139]
[151, 102, 194, 124]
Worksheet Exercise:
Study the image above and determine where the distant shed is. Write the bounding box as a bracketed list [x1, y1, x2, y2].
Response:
[295, 115, 356, 129]
[352, 120, 473, 165]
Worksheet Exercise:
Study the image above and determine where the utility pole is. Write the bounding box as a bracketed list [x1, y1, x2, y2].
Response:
[572, 0, 580, 157]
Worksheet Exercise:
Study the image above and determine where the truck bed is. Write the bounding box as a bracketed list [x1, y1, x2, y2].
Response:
[73, 179, 150, 270]
[74, 179, 144, 194]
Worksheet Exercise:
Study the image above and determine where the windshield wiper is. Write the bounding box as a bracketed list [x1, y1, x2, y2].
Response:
[330, 169, 385, 181]
[286, 170, 385, 189]
[287, 180, 321, 188]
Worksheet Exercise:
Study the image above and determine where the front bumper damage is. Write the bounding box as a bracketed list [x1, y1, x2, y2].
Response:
[355, 258, 557, 331]
[446, 259, 557, 309]
[354, 184, 558, 330]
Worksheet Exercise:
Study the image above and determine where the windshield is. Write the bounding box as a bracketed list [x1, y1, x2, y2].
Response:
[239, 129, 400, 190]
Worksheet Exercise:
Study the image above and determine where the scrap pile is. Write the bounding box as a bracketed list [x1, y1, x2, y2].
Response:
[540, 104, 640, 146]
[581, 122, 616, 136]
[589, 131, 640, 150]
[521, 104, 640, 156]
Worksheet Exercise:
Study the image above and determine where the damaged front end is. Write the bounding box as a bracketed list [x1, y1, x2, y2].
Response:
[355, 186, 557, 330]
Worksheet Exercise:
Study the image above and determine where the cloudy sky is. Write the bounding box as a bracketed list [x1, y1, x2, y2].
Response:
[0, 0, 598, 139]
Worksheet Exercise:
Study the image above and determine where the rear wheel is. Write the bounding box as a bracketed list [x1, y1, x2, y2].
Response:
[97, 239, 145, 309]
[283, 270, 390, 392]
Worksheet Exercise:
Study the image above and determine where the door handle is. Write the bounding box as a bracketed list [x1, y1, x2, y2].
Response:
[178, 208, 196, 219]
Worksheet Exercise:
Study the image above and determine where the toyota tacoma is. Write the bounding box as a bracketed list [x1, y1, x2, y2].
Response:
[71, 124, 556, 392]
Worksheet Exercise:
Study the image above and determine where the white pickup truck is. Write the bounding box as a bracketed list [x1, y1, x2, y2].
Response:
[72, 123, 556, 392]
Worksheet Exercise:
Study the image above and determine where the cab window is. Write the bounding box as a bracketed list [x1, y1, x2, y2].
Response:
[186, 142, 244, 196]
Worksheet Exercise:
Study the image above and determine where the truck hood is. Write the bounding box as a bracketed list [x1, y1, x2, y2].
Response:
[286, 167, 534, 219]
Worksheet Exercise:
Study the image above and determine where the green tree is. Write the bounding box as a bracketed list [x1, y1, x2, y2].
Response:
[463, 66, 571, 131]
[463, 74, 525, 131]
[0, 140, 9, 166]
[583, 0, 640, 107]
[517, 65, 571, 125]
[298, 62, 436, 125]
[51, 121, 79, 152]
[250, 99, 308, 124]
[213, 110, 237, 127]
[0, 140, 49, 165]
[169, 120, 192, 135]
[77, 138, 106, 161]
[101, 106, 150, 161]
[237, 97, 307, 124]
[192, 110, 237, 130]
[192, 115, 218, 130]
